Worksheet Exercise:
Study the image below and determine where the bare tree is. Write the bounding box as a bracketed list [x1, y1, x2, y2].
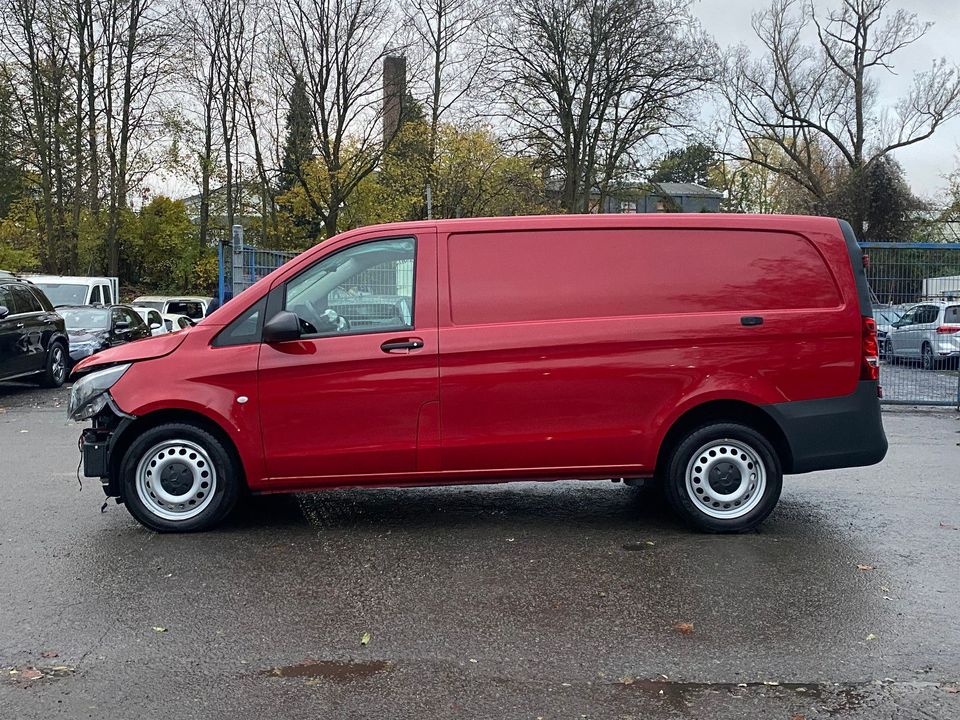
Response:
[723, 0, 960, 235]
[1, 0, 77, 271]
[403, 0, 493, 215]
[97, 0, 179, 274]
[272, 0, 397, 238]
[496, 0, 713, 213]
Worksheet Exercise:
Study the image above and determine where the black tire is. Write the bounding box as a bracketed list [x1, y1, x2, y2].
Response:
[663, 422, 783, 533]
[921, 343, 935, 370]
[119, 422, 241, 532]
[882, 337, 892, 360]
[39, 341, 68, 388]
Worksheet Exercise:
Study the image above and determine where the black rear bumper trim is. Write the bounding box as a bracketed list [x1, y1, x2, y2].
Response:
[764, 381, 888, 474]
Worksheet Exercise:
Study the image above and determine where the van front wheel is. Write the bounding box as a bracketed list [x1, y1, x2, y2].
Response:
[664, 423, 782, 533]
[119, 423, 241, 532]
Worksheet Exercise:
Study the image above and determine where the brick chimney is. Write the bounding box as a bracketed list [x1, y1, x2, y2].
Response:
[383, 55, 406, 147]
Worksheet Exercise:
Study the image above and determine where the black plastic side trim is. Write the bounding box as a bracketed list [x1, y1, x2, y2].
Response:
[763, 381, 887, 474]
[838, 219, 873, 315]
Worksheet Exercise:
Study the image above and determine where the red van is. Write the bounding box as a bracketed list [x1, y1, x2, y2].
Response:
[69, 215, 887, 533]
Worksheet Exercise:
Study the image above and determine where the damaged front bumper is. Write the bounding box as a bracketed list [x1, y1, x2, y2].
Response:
[79, 399, 135, 497]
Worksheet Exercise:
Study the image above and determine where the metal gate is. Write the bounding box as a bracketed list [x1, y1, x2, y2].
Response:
[861, 241, 960, 408]
[217, 225, 297, 303]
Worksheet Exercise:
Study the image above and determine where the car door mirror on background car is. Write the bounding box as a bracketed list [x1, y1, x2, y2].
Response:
[115, 320, 130, 332]
[0, 305, 8, 320]
[150, 322, 162, 330]
[262, 310, 302, 343]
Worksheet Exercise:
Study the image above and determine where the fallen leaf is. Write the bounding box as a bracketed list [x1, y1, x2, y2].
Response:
[944, 686, 959, 694]
[865, 633, 878, 641]
[40, 651, 58, 659]
[151, 626, 167, 633]
[22, 668, 43, 681]
[645, 541, 655, 546]
[672, 622, 694, 635]
[939, 522, 959, 531]
[763, 680, 779, 686]
[469, 658, 478, 663]
[620, 676, 635, 685]
[360, 632, 371, 646]
[791, 715, 806, 720]
[857, 564, 875, 571]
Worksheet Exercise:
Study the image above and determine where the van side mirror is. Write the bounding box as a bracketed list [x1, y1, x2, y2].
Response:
[0, 305, 8, 320]
[262, 310, 302, 343]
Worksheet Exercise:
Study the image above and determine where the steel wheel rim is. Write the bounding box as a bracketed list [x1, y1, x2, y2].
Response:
[51, 346, 66, 383]
[685, 439, 766, 520]
[135, 439, 217, 521]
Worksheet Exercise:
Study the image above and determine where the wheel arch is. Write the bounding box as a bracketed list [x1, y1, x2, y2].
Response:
[107, 409, 248, 498]
[655, 399, 794, 476]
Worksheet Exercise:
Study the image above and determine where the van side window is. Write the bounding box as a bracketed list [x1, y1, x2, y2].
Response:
[213, 297, 267, 347]
[447, 228, 841, 325]
[284, 238, 415, 337]
[90, 286, 102, 304]
[102, 285, 112, 304]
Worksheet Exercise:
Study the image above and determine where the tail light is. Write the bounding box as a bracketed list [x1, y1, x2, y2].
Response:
[936, 325, 960, 334]
[861, 316, 879, 381]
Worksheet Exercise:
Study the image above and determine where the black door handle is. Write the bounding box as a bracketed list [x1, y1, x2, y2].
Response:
[740, 316, 764, 327]
[380, 338, 424, 353]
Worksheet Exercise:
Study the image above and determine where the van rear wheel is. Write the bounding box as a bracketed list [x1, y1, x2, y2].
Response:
[664, 423, 782, 533]
[119, 422, 241, 532]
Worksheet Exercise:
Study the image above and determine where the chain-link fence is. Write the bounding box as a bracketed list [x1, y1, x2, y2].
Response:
[861, 241, 960, 407]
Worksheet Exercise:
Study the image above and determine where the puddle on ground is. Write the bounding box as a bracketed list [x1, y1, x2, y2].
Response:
[263, 659, 392, 682]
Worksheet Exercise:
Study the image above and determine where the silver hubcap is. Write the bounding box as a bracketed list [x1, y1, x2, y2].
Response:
[135, 439, 217, 521]
[51, 346, 65, 381]
[685, 439, 767, 519]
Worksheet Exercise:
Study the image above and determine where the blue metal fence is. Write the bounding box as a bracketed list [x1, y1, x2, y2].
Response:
[216, 226, 297, 303]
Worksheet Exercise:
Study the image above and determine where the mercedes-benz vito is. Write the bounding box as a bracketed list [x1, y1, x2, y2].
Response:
[69, 215, 887, 533]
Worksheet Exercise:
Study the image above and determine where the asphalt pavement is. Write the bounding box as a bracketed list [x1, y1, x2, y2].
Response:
[1, 381, 958, 719]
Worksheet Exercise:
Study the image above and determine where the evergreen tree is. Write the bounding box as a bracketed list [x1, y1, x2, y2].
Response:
[279, 74, 315, 193]
[649, 143, 718, 186]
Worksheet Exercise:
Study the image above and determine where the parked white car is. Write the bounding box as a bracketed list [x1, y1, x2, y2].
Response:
[161, 313, 196, 332]
[131, 306, 169, 336]
[132, 295, 212, 320]
[888, 301, 960, 369]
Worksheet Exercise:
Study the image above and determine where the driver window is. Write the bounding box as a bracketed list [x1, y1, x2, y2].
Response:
[283, 238, 415, 338]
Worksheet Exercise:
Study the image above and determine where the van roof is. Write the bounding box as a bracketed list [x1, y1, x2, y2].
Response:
[26, 275, 114, 283]
[341, 213, 845, 237]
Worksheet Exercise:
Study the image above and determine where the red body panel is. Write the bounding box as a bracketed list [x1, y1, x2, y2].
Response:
[80, 214, 864, 492]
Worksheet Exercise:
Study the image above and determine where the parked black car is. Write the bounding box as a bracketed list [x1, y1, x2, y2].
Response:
[0, 273, 69, 387]
[59, 304, 151, 367]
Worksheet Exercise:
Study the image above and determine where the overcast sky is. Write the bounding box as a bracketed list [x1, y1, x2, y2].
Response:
[690, 0, 960, 201]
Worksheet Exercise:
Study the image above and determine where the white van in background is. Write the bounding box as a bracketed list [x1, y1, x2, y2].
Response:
[28, 276, 119, 307]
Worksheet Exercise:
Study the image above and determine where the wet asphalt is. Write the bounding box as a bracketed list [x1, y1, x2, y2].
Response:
[0, 381, 958, 719]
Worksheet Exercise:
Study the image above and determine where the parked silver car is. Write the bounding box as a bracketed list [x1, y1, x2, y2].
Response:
[887, 301, 960, 369]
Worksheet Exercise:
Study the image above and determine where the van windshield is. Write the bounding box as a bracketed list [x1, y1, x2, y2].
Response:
[34, 283, 87, 307]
